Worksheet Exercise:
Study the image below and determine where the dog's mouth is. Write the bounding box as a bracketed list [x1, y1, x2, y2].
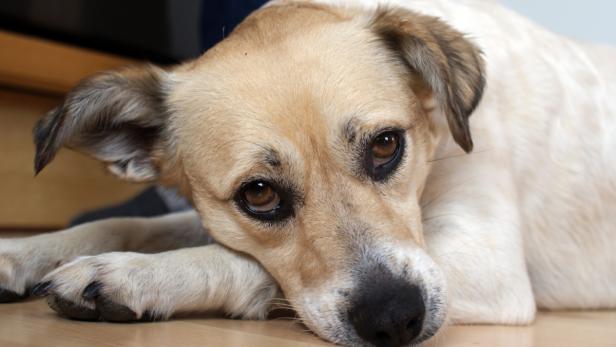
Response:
[288, 246, 448, 347]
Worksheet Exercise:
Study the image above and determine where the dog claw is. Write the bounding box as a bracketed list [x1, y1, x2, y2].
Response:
[82, 282, 142, 322]
[82, 281, 102, 300]
[31, 281, 53, 297]
[47, 295, 99, 321]
[95, 296, 138, 322]
[140, 310, 162, 322]
[0, 287, 27, 303]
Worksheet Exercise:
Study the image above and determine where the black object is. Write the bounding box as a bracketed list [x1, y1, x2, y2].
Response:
[69, 187, 170, 227]
[199, 0, 266, 53]
[0, 0, 267, 63]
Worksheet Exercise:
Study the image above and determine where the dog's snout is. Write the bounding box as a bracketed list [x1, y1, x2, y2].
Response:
[348, 280, 425, 347]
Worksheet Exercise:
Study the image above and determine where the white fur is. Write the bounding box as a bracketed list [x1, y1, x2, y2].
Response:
[408, 0, 616, 313]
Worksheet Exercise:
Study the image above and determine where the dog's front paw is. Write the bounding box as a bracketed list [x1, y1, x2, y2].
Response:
[0, 239, 58, 303]
[35, 252, 165, 322]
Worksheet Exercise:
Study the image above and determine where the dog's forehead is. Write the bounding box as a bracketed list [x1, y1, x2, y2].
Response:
[171, 3, 411, 112]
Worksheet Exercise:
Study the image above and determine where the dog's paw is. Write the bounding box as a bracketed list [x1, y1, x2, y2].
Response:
[35, 252, 167, 322]
[0, 239, 58, 303]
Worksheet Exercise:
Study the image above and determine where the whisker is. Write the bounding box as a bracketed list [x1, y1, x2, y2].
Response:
[427, 147, 491, 163]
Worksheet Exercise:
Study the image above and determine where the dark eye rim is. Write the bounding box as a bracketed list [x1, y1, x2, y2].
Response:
[234, 179, 295, 222]
[364, 128, 406, 182]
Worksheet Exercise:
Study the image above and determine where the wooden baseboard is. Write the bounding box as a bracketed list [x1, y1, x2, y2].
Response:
[0, 30, 135, 95]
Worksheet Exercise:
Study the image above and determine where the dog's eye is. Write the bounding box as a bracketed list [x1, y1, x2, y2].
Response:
[366, 130, 405, 181]
[236, 180, 293, 221]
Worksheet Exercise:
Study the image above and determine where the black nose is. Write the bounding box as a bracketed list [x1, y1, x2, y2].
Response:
[348, 279, 425, 347]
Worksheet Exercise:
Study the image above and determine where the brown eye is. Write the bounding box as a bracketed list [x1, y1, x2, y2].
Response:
[365, 130, 405, 181]
[242, 181, 280, 212]
[371, 132, 400, 165]
[236, 180, 294, 221]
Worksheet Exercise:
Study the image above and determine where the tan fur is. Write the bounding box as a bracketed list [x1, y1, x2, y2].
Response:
[168, 4, 440, 296]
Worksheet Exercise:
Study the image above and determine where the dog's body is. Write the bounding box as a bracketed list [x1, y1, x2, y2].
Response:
[364, 0, 616, 313]
[1, 1, 615, 346]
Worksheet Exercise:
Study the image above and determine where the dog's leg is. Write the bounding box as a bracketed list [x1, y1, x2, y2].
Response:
[0, 211, 210, 302]
[36, 244, 278, 322]
[422, 159, 536, 325]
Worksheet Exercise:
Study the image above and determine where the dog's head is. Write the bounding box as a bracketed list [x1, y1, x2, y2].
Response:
[34, 2, 484, 346]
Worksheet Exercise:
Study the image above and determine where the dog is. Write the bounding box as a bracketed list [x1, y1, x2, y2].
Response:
[1, 0, 615, 346]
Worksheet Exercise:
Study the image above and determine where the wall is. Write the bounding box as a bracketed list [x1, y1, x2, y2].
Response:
[498, 0, 616, 46]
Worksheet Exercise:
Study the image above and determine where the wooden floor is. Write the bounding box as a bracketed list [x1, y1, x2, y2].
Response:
[0, 300, 614, 347]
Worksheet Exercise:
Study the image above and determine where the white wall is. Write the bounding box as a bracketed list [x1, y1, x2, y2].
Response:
[497, 0, 616, 46]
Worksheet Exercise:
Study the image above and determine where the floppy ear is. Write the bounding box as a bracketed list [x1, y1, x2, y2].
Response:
[371, 8, 486, 152]
[34, 65, 172, 182]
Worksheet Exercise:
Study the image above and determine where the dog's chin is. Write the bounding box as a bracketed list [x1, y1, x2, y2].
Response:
[293, 247, 448, 346]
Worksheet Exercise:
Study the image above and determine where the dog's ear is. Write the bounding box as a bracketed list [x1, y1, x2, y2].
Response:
[370, 8, 485, 152]
[34, 65, 172, 182]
